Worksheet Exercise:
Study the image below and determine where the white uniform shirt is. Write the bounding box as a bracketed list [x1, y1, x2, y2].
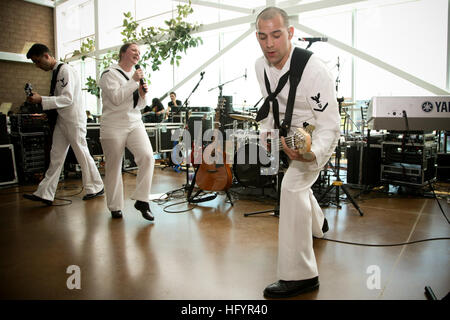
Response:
[99, 63, 149, 129]
[41, 62, 86, 127]
[255, 46, 341, 170]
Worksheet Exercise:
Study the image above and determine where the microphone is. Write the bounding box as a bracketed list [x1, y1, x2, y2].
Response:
[200, 71, 205, 77]
[244, 68, 247, 80]
[134, 64, 147, 93]
[298, 37, 328, 42]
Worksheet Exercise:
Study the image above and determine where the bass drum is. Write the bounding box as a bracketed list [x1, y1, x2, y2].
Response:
[233, 142, 275, 188]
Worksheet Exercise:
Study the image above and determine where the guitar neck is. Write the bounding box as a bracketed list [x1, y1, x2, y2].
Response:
[274, 135, 296, 151]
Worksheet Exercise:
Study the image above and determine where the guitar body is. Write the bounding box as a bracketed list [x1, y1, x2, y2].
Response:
[195, 159, 233, 192]
[193, 97, 233, 192]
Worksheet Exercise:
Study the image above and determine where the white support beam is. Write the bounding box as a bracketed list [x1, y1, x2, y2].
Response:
[284, 0, 367, 15]
[292, 22, 450, 95]
[196, 0, 366, 34]
[256, 0, 368, 14]
[66, 0, 365, 63]
[447, 0, 450, 91]
[0, 52, 32, 63]
[24, 0, 54, 8]
[175, 0, 253, 14]
[94, 0, 101, 114]
[160, 27, 254, 101]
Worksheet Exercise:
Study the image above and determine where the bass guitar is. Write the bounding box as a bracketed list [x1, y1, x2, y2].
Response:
[267, 125, 315, 168]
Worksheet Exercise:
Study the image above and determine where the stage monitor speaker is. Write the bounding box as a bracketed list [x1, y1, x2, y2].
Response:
[346, 142, 382, 186]
[0, 144, 18, 185]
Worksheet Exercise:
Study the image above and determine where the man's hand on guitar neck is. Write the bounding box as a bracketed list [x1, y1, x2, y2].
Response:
[27, 92, 43, 104]
[281, 136, 316, 162]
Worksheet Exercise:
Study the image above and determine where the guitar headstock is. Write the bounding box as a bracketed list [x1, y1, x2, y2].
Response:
[214, 97, 227, 128]
[24, 83, 33, 97]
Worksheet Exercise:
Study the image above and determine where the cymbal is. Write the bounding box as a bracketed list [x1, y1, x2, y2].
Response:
[228, 113, 256, 121]
[341, 102, 356, 107]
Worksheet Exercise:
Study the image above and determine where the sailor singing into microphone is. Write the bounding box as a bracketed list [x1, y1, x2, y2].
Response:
[99, 43, 155, 221]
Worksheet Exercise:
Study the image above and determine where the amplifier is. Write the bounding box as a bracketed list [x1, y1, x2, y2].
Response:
[10, 132, 48, 182]
[87, 124, 103, 156]
[436, 153, 450, 181]
[10, 114, 47, 133]
[187, 113, 214, 142]
[0, 144, 18, 185]
[145, 124, 158, 152]
[159, 123, 184, 153]
[0, 114, 8, 144]
[346, 142, 382, 186]
[124, 125, 159, 170]
[381, 157, 436, 186]
[190, 106, 213, 113]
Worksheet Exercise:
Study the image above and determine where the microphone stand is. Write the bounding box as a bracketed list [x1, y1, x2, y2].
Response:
[180, 72, 205, 192]
[208, 71, 247, 100]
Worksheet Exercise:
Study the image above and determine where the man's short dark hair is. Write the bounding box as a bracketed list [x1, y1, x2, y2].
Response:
[256, 7, 290, 29]
[170, 92, 176, 96]
[26, 43, 51, 59]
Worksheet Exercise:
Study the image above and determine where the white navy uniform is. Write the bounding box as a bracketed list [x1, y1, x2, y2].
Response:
[34, 62, 104, 201]
[255, 46, 340, 280]
[99, 64, 154, 212]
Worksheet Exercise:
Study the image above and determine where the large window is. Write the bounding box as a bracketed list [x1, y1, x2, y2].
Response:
[55, 0, 449, 119]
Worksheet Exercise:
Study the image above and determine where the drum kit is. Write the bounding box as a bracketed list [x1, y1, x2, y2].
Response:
[215, 106, 279, 189]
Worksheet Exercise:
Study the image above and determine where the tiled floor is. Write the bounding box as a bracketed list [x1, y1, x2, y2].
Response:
[0, 165, 448, 300]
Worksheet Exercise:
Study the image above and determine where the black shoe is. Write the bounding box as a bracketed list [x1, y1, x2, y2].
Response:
[322, 218, 329, 233]
[111, 210, 123, 219]
[134, 200, 154, 221]
[82, 188, 104, 200]
[23, 194, 53, 206]
[263, 277, 319, 298]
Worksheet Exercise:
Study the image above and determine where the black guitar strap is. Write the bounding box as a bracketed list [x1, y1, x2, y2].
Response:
[257, 47, 313, 137]
[113, 68, 139, 108]
[45, 63, 64, 134]
[281, 47, 313, 135]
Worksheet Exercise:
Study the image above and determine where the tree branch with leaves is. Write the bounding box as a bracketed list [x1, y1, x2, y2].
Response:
[75, 1, 202, 98]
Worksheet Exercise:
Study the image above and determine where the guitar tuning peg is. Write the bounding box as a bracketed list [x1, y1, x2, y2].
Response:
[304, 124, 315, 135]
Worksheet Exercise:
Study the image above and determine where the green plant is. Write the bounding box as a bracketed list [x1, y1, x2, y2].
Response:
[72, 37, 95, 61]
[84, 76, 100, 98]
[79, 0, 202, 97]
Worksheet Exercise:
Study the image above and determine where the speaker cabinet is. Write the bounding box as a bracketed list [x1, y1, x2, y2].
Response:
[346, 142, 382, 186]
[0, 144, 18, 185]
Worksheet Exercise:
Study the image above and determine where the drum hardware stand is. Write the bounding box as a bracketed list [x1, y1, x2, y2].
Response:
[244, 170, 283, 217]
[317, 98, 364, 216]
